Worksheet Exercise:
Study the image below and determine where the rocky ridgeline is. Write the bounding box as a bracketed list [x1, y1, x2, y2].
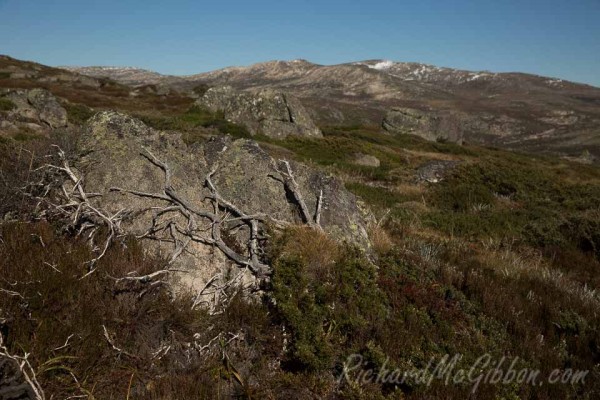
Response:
[196, 86, 322, 138]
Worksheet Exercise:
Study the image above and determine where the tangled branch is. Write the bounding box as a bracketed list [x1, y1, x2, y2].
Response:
[36, 146, 325, 290]
[0, 334, 45, 400]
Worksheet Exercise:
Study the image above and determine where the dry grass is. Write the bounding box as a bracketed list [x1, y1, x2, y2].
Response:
[274, 225, 340, 280]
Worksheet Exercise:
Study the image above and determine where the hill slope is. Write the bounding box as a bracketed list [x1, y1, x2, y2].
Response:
[65, 58, 600, 160]
[1, 54, 599, 398]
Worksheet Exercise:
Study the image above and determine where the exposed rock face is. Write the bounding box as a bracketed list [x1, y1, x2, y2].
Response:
[203, 135, 369, 244]
[197, 86, 322, 139]
[72, 111, 368, 298]
[0, 88, 68, 133]
[382, 107, 532, 146]
[352, 153, 381, 167]
[382, 107, 465, 144]
[416, 160, 461, 183]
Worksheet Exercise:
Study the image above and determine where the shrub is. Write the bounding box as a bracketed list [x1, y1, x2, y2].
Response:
[0, 96, 16, 111]
[63, 102, 95, 124]
[192, 83, 210, 97]
[0, 221, 285, 399]
[270, 228, 386, 372]
[345, 183, 400, 210]
[137, 106, 252, 139]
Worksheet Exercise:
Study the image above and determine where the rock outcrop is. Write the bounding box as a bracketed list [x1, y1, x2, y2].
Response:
[382, 107, 465, 144]
[0, 88, 68, 133]
[382, 107, 532, 147]
[196, 86, 322, 139]
[416, 160, 461, 183]
[63, 111, 368, 300]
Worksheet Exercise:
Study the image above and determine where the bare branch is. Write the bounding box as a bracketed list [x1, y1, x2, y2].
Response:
[315, 189, 323, 226]
[276, 160, 323, 230]
[0, 334, 45, 400]
[102, 325, 136, 359]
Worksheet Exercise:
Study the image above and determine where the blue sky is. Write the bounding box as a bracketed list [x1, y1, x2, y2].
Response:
[1, 0, 599, 86]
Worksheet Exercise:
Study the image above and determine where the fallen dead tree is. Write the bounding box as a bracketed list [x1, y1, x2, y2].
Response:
[32, 145, 324, 285]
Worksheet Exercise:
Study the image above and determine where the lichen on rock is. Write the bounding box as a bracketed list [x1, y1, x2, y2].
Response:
[197, 86, 322, 138]
[61, 111, 368, 303]
[0, 88, 68, 132]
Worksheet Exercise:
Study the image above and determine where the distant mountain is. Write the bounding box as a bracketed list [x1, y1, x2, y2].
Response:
[59, 65, 181, 86]
[51, 59, 600, 160]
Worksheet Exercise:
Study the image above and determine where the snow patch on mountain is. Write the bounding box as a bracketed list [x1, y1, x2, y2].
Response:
[369, 60, 395, 70]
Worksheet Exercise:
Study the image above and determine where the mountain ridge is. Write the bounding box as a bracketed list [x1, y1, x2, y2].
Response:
[58, 58, 600, 161]
[3, 54, 599, 160]
[62, 59, 599, 89]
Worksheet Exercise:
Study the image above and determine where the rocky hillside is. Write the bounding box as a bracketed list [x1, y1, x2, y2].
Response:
[60, 66, 178, 86]
[66, 58, 600, 161]
[1, 53, 600, 399]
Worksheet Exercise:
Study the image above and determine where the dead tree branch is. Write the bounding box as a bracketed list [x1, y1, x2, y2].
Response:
[0, 334, 45, 400]
[102, 325, 136, 359]
[276, 160, 323, 230]
[36, 147, 325, 289]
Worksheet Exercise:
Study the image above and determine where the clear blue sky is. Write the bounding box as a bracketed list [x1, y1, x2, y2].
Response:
[1, 0, 599, 86]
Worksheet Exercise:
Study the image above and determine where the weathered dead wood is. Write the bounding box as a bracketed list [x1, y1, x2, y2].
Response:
[101, 325, 136, 359]
[276, 160, 323, 230]
[0, 334, 45, 400]
[36, 146, 325, 297]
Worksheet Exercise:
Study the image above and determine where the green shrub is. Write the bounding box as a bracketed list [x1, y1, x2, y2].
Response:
[138, 106, 252, 138]
[272, 256, 333, 371]
[64, 102, 95, 124]
[11, 130, 43, 141]
[270, 228, 386, 371]
[345, 182, 403, 209]
[192, 83, 210, 97]
[0, 96, 16, 111]
[427, 158, 600, 250]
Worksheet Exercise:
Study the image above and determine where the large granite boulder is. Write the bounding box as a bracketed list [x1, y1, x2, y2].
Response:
[196, 86, 322, 139]
[71, 111, 368, 298]
[0, 88, 68, 133]
[382, 107, 529, 146]
[382, 107, 464, 144]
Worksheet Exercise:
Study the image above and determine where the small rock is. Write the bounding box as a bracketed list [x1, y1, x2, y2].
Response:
[27, 88, 68, 128]
[0, 120, 17, 132]
[416, 160, 460, 183]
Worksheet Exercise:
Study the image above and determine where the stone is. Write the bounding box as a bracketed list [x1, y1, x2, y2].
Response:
[382, 107, 464, 144]
[0, 88, 68, 131]
[71, 111, 369, 298]
[197, 86, 322, 139]
[0, 120, 17, 132]
[416, 160, 461, 183]
[26, 88, 68, 128]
